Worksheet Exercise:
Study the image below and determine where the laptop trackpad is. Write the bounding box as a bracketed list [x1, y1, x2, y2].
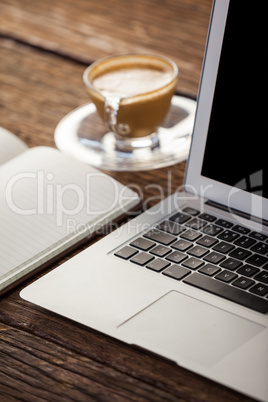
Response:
[117, 290, 264, 367]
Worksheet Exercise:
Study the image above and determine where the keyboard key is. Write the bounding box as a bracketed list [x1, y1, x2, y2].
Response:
[144, 229, 176, 245]
[196, 235, 218, 248]
[166, 251, 188, 264]
[212, 241, 235, 254]
[180, 229, 202, 242]
[130, 237, 155, 251]
[198, 264, 221, 276]
[182, 257, 204, 270]
[202, 224, 223, 236]
[232, 277, 255, 290]
[172, 239, 192, 252]
[187, 245, 208, 258]
[169, 212, 191, 224]
[249, 283, 268, 297]
[246, 254, 268, 267]
[150, 245, 171, 257]
[162, 264, 191, 280]
[263, 263, 268, 271]
[215, 219, 233, 228]
[130, 252, 154, 266]
[182, 206, 199, 216]
[232, 225, 251, 235]
[237, 264, 260, 277]
[220, 258, 242, 271]
[254, 271, 268, 284]
[186, 218, 207, 230]
[215, 270, 238, 283]
[203, 251, 226, 264]
[146, 259, 170, 272]
[183, 273, 268, 313]
[234, 236, 256, 249]
[249, 231, 268, 242]
[157, 220, 184, 235]
[250, 242, 268, 255]
[229, 248, 252, 261]
[218, 230, 240, 242]
[115, 246, 138, 259]
[198, 213, 216, 222]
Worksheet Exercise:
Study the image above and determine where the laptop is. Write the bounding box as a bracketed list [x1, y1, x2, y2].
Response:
[20, 0, 268, 400]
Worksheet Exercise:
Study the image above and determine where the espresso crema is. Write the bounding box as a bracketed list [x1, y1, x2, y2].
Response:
[93, 67, 174, 98]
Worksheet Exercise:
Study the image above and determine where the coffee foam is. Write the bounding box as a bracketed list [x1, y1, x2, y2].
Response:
[93, 66, 174, 98]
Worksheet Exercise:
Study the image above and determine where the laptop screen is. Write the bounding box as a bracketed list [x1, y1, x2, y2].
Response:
[185, 0, 268, 221]
[201, 1, 267, 200]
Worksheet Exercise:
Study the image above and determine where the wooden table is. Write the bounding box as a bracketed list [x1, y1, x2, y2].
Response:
[0, 1, 253, 400]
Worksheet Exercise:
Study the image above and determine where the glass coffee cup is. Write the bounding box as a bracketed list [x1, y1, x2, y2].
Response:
[83, 54, 179, 152]
[54, 53, 196, 171]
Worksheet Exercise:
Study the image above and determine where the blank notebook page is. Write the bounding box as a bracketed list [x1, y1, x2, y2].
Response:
[0, 147, 139, 286]
[0, 127, 28, 165]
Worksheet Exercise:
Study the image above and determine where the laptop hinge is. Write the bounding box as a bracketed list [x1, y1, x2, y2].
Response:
[205, 200, 268, 227]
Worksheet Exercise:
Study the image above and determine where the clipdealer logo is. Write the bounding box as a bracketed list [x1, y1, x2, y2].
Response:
[5, 171, 137, 228]
[6, 169, 261, 236]
[4, 170, 196, 235]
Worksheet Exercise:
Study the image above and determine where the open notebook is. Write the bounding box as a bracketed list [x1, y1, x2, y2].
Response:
[0, 127, 140, 294]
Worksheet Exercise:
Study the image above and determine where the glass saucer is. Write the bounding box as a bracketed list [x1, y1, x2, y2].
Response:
[54, 95, 196, 171]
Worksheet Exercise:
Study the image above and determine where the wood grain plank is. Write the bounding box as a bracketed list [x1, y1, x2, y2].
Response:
[0, 0, 213, 95]
[0, 322, 180, 401]
[0, 38, 87, 148]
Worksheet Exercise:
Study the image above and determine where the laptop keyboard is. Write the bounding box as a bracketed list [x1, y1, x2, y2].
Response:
[114, 206, 268, 314]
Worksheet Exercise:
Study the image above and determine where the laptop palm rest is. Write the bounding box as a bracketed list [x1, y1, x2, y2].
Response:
[117, 290, 264, 367]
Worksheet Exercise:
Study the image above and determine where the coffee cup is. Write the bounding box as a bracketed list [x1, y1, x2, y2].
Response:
[83, 54, 178, 151]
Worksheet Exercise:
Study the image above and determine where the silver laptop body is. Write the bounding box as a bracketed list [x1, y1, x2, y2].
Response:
[21, 1, 268, 400]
